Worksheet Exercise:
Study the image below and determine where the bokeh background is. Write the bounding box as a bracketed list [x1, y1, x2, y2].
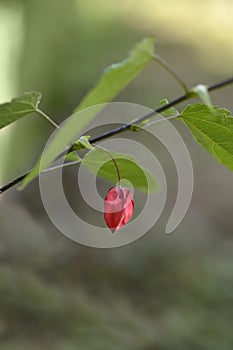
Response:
[0, 0, 233, 349]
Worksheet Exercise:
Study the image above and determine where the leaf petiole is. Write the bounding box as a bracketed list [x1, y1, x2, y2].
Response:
[42, 158, 82, 173]
[35, 108, 61, 130]
[153, 54, 189, 94]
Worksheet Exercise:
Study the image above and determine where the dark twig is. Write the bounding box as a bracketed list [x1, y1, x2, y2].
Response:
[1, 76, 233, 194]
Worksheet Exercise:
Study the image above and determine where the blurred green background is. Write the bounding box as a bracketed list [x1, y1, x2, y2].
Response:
[0, 0, 233, 349]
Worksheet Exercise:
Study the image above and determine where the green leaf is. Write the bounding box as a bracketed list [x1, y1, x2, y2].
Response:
[0, 92, 41, 129]
[76, 136, 94, 150]
[179, 103, 233, 171]
[21, 37, 155, 189]
[191, 84, 212, 108]
[65, 151, 80, 162]
[160, 98, 179, 117]
[73, 36, 155, 113]
[82, 148, 159, 193]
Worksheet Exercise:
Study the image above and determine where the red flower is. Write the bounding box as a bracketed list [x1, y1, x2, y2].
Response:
[104, 187, 134, 233]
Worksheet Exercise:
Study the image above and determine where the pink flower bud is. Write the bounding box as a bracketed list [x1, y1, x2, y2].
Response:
[104, 187, 134, 233]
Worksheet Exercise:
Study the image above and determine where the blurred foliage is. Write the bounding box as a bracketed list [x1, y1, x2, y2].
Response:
[0, 0, 233, 349]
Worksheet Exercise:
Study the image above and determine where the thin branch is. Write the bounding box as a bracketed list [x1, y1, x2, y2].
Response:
[89, 94, 187, 144]
[0, 160, 82, 193]
[208, 76, 233, 91]
[1, 76, 233, 194]
[0, 171, 30, 194]
[88, 76, 233, 144]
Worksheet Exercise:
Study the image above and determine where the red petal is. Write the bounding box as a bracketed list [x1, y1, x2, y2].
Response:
[104, 187, 134, 233]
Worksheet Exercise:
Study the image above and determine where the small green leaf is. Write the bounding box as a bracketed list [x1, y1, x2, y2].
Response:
[179, 103, 233, 171]
[129, 118, 148, 132]
[76, 136, 94, 150]
[0, 92, 41, 129]
[73, 36, 155, 113]
[160, 99, 179, 117]
[21, 37, 155, 189]
[82, 148, 159, 193]
[65, 152, 80, 162]
[191, 84, 212, 108]
[129, 123, 143, 132]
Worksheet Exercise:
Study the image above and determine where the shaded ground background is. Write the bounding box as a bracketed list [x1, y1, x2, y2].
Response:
[0, 0, 233, 349]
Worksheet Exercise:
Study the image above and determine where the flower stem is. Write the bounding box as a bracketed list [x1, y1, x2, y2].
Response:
[94, 145, 121, 184]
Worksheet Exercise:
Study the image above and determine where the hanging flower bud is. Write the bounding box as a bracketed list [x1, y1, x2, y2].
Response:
[104, 186, 134, 233]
